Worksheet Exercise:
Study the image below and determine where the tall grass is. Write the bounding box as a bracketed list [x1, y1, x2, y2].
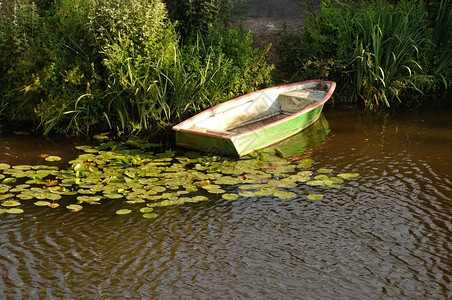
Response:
[284, 0, 451, 107]
[353, 0, 428, 108]
[429, 0, 452, 82]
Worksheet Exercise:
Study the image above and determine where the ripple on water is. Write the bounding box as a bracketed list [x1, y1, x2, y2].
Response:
[0, 108, 451, 299]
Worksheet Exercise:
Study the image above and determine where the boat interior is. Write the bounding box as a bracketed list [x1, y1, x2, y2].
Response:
[189, 83, 329, 136]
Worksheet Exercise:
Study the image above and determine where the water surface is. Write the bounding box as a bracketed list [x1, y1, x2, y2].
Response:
[0, 105, 451, 299]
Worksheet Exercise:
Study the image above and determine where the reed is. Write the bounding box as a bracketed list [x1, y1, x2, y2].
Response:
[286, 0, 451, 107]
[352, 0, 428, 108]
[429, 0, 452, 81]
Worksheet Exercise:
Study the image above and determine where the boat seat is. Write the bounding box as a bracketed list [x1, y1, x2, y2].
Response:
[278, 90, 322, 112]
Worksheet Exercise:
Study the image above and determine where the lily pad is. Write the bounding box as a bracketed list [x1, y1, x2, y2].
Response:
[238, 191, 257, 198]
[66, 204, 83, 212]
[143, 212, 158, 219]
[140, 207, 154, 213]
[7, 208, 24, 214]
[2, 178, 16, 184]
[306, 180, 325, 186]
[273, 191, 296, 200]
[116, 209, 132, 215]
[34, 201, 51, 206]
[297, 170, 313, 176]
[73, 163, 85, 172]
[317, 168, 333, 174]
[298, 158, 315, 168]
[17, 191, 35, 200]
[0, 193, 15, 200]
[255, 187, 276, 197]
[13, 165, 32, 170]
[337, 173, 360, 179]
[222, 193, 239, 201]
[314, 175, 330, 181]
[207, 188, 226, 194]
[307, 193, 324, 200]
[77, 195, 102, 204]
[267, 179, 297, 188]
[191, 195, 209, 202]
[0, 163, 11, 170]
[2, 200, 21, 207]
[45, 155, 62, 162]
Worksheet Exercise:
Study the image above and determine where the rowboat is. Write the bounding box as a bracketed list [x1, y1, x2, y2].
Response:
[172, 80, 336, 157]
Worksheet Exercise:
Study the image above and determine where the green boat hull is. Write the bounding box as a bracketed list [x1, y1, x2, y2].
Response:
[175, 104, 324, 157]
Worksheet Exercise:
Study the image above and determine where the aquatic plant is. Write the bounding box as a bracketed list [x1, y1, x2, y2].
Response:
[0, 137, 360, 218]
[353, 0, 428, 108]
[282, 0, 451, 107]
[426, 0, 452, 88]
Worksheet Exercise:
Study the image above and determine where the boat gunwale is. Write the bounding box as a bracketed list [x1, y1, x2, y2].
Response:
[172, 80, 336, 140]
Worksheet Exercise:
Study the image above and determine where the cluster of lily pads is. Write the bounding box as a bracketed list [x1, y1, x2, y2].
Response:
[0, 135, 359, 218]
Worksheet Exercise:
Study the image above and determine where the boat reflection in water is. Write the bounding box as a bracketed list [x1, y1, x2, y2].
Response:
[266, 113, 331, 158]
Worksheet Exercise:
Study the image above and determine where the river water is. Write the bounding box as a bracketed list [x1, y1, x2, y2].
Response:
[0, 104, 451, 299]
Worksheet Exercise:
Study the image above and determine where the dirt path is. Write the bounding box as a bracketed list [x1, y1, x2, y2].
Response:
[232, 0, 309, 79]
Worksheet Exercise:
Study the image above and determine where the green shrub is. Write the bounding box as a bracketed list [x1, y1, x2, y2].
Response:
[149, 25, 273, 128]
[278, 0, 357, 100]
[164, 0, 242, 39]
[0, 0, 272, 135]
[206, 25, 273, 95]
[84, 0, 179, 134]
[35, 0, 104, 134]
[0, 0, 104, 133]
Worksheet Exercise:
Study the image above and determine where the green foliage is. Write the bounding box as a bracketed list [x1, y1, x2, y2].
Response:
[0, 0, 47, 123]
[282, 0, 451, 108]
[35, 0, 104, 134]
[278, 0, 357, 99]
[425, 0, 452, 88]
[136, 25, 273, 130]
[85, 0, 179, 134]
[205, 25, 273, 95]
[164, 0, 242, 39]
[353, 0, 429, 108]
[0, 0, 272, 135]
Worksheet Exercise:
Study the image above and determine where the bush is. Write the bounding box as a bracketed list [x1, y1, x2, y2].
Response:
[143, 25, 274, 128]
[0, 0, 273, 135]
[35, 0, 104, 134]
[164, 0, 242, 39]
[83, 0, 179, 134]
[0, 0, 48, 123]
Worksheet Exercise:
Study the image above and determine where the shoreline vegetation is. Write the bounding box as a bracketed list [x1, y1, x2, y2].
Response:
[0, 0, 451, 137]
